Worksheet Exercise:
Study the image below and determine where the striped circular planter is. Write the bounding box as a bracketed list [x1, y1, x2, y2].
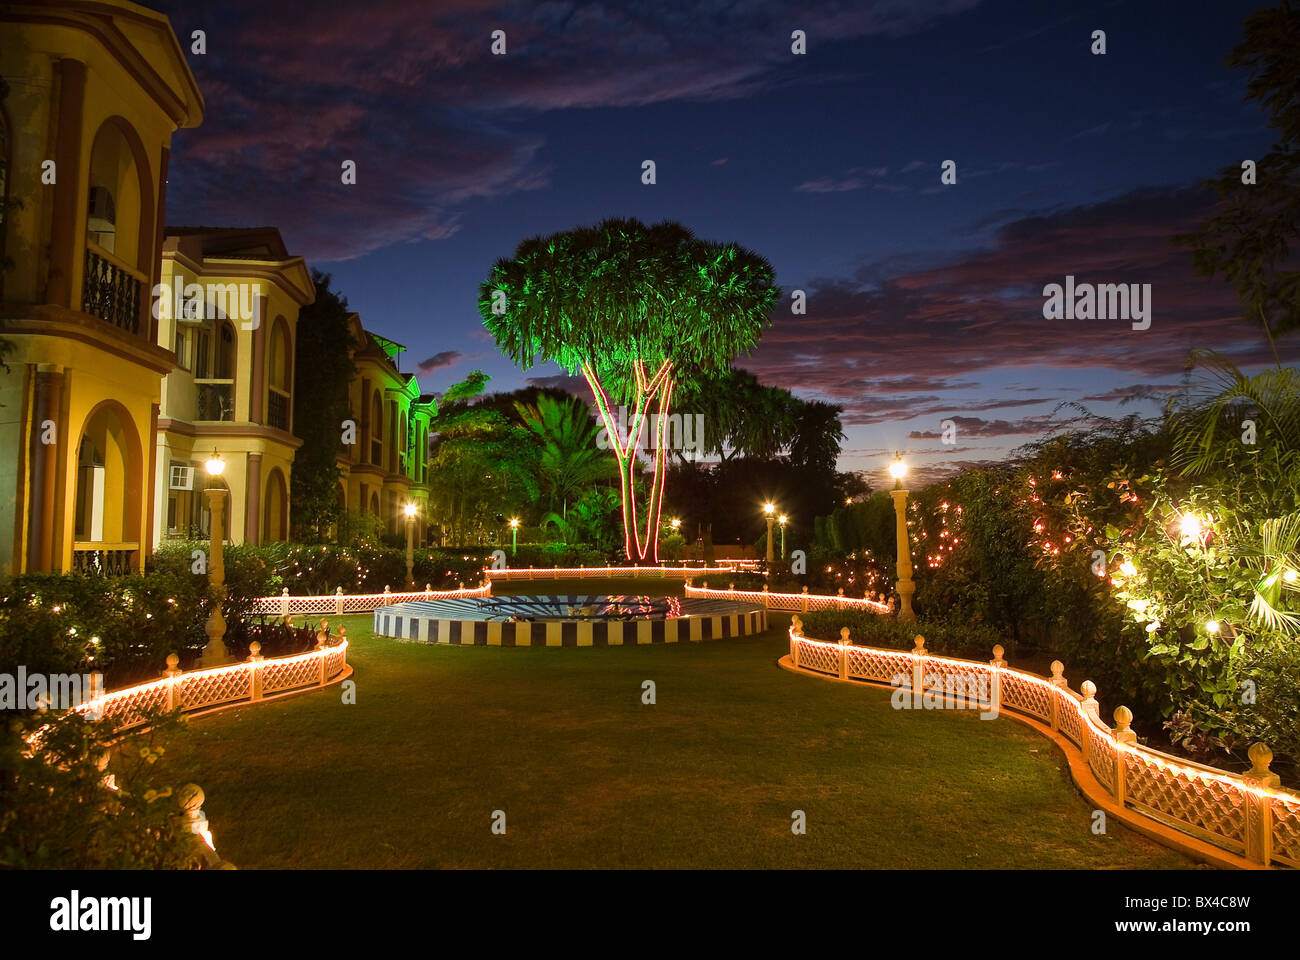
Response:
[373, 595, 767, 647]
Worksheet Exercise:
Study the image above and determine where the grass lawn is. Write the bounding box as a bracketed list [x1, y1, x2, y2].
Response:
[157, 580, 1197, 869]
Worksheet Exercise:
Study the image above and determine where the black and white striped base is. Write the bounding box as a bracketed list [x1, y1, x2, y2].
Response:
[373, 595, 767, 646]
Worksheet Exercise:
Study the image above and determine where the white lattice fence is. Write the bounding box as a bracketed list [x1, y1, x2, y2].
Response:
[487, 563, 761, 582]
[82, 642, 349, 731]
[787, 619, 1300, 868]
[686, 583, 891, 615]
[249, 583, 491, 616]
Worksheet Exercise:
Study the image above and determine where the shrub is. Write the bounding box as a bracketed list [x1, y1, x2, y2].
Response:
[799, 608, 1007, 661]
[0, 710, 220, 868]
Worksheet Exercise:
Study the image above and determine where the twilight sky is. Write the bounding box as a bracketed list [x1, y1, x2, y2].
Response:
[153, 0, 1297, 485]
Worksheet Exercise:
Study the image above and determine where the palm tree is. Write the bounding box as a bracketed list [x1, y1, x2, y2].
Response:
[514, 393, 618, 520]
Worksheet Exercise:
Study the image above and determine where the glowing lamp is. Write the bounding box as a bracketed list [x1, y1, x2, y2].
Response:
[204, 449, 225, 477]
[670, 518, 681, 530]
[888, 454, 907, 483]
[778, 515, 788, 525]
[763, 503, 775, 516]
[509, 518, 519, 529]
[1205, 620, 1220, 635]
[404, 503, 417, 519]
[1179, 512, 1204, 541]
[1119, 560, 1137, 577]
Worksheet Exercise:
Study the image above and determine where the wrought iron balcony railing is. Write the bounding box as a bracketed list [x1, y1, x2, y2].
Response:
[268, 388, 290, 431]
[195, 380, 235, 421]
[82, 244, 144, 336]
[72, 542, 138, 576]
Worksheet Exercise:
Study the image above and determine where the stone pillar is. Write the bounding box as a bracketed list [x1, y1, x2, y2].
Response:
[27, 367, 65, 572]
[47, 59, 86, 309]
[245, 452, 262, 544]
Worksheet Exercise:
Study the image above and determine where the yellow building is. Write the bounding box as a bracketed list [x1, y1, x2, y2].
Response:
[153, 227, 314, 547]
[338, 313, 436, 542]
[0, 0, 202, 575]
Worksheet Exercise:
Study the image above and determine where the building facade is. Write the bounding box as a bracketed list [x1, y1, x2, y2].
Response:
[2, 1, 438, 571]
[0, 0, 203, 576]
[152, 227, 314, 547]
[338, 313, 435, 543]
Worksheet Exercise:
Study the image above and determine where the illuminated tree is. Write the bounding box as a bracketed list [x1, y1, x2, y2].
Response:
[480, 218, 779, 561]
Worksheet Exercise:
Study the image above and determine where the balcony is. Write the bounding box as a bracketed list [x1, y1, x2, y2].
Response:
[82, 243, 145, 337]
[195, 380, 235, 421]
[73, 542, 138, 576]
[268, 388, 290, 431]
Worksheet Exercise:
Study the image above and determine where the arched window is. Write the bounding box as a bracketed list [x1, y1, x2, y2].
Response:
[195, 316, 237, 421]
[370, 391, 383, 465]
[264, 468, 289, 542]
[82, 117, 153, 337]
[267, 317, 292, 430]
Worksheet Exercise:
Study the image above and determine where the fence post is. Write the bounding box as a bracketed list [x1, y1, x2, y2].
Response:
[801, 586, 809, 614]
[1079, 680, 1098, 761]
[426, 583, 432, 599]
[280, 587, 290, 618]
[164, 653, 182, 712]
[1112, 706, 1137, 805]
[335, 586, 344, 616]
[728, 582, 735, 599]
[836, 588, 844, 610]
[1242, 742, 1282, 865]
[762, 584, 769, 608]
[838, 627, 850, 679]
[790, 615, 802, 669]
[384, 585, 391, 601]
[1048, 660, 1067, 732]
[988, 645, 1005, 715]
[317, 630, 328, 686]
[248, 642, 264, 702]
[912, 635, 926, 701]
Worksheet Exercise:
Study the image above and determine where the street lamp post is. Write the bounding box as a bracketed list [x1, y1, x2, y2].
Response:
[888, 453, 916, 622]
[763, 502, 775, 563]
[509, 517, 519, 557]
[404, 503, 417, 587]
[199, 450, 228, 666]
[778, 514, 788, 559]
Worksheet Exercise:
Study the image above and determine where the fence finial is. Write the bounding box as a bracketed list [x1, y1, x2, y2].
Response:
[1245, 743, 1282, 789]
[248, 641, 263, 661]
[164, 653, 181, 677]
[790, 615, 803, 636]
[913, 634, 925, 653]
[1081, 680, 1099, 719]
[1113, 706, 1138, 745]
[839, 627, 851, 645]
[991, 645, 1006, 668]
[1049, 660, 1067, 687]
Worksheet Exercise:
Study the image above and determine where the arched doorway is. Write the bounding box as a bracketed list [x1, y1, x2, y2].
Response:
[72, 401, 143, 574]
